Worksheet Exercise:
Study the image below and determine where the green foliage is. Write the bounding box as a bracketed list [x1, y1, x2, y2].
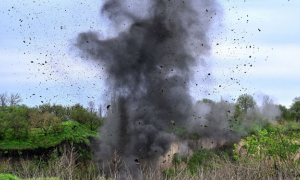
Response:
[290, 101, 300, 122]
[187, 149, 218, 174]
[165, 126, 187, 138]
[279, 105, 291, 120]
[236, 94, 256, 113]
[0, 174, 60, 180]
[51, 105, 67, 119]
[188, 133, 200, 140]
[234, 104, 242, 119]
[163, 168, 176, 177]
[0, 106, 30, 140]
[28, 110, 61, 136]
[0, 174, 21, 180]
[38, 104, 69, 121]
[29, 178, 60, 180]
[233, 143, 240, 161]
[241, 125, 300, 161]
[173, 126, 187, 137]
[0, 102, 102, 150]
[172, 153, 181, 167]
[163, 153, 188, 178]
[228, 104, 243, 130]
[70, 107, 87, 124]
[38, 103, 52, 113]
[0, 121, 97, 150]
[0, 101, 103, 179]
[70, 107, 103, 131]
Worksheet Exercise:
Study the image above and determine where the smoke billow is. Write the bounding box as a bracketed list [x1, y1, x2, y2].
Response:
[185, 96, 281, 150]
[75, 0, 219, 172]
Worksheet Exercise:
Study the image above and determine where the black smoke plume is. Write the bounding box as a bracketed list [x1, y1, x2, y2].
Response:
[75, 0, 219, 172]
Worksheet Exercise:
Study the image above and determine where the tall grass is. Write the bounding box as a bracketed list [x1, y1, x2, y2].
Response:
[0, 147, 101, 180]
[1, 149, 300, 180]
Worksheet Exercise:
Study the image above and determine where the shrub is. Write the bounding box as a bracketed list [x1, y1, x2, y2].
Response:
[240, 125, 300, 161]
[187, 149, 218, 174]
[0, 106, 29, 140]
[0, 174, 21, 180]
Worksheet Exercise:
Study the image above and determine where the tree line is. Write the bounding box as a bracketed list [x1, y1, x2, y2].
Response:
[279, 97, 300, 122]
[228, 94, 300, 122]
[0, 93, 104, 141]
[1, 92, 299, 141]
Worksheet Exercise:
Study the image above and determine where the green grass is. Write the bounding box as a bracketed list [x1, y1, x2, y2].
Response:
[0, 174, 21, 180]
[0, 121, 97, 150]
[0, 174, 60, 180]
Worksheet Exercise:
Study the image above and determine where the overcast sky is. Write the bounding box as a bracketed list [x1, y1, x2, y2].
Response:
[0, 0, 299, 108]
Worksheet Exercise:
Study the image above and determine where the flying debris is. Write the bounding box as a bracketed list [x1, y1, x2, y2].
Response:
[171, 120, 176, 125]
[75, 0, 220, 174]
[134, 159, 140, 165]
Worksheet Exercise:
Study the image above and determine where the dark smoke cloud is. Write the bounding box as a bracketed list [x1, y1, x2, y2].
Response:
[75, 0, 220, 172]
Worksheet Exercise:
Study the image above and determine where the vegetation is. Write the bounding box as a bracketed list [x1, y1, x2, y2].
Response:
[0, 174, 21, 180]
[1, 93, 300, 179]
[290, 101, 300, 122]
[236, 94, 256, 113]
[234, 122, 300, 161]
[162, 123, 300, 180]
[186, 149, 219, 174]
[0, 121, 97, 150]
[0, 97, 104, 157]
[0, 93, 23, 107]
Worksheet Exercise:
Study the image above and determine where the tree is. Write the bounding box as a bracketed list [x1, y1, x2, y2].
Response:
[279, 105, 290, 120]
[9, 112, 29, 140]
[29, 110, 61, 136]
[88, 112, 103, 131]
[38, 103, 52, 113]
[199, 98, 215, 104]
[0, 106, 9, 139]
[70, 107, 90, 125]
[293, 97, 300, 102]
[37, 103, 68, 120]
[0, 106, 29, 140]
[70, 106, 102, 131]
[71, 103, 84, 110]
[290, 101, 300, 122]
[88, 101, 96, 113]
[236, 94, 256, 113]
[0, 93, 8, 107]
[51, 104, 67, 119]
[262, 95, 274, 106]
[234, 104, 242, 119]
[9, 93, 23, 106]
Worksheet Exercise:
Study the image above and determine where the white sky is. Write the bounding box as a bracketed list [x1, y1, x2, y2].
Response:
[0, 0, 299, 108]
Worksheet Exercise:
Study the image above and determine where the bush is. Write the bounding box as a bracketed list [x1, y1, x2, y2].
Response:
[0, 106, 30, 140]
[240, 125, 300, 161]
[290, 101, 300, 122]
[236, 94, 256, 113]
[70, 108, 103, 131]
[0, 121, 97, 150]
[279, 105, 291, 120]
[0, 174, 21, 180]
[187, 149, 218, 174]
